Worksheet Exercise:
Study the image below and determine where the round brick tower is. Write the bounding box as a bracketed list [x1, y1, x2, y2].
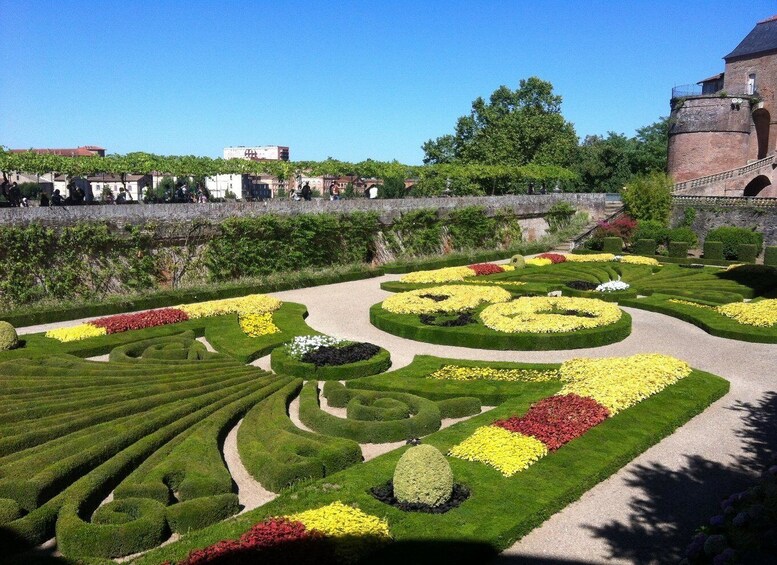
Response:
[667, 94, 753, 183]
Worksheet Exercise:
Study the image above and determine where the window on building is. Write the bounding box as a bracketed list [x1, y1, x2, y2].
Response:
[747, 73, 756, 95]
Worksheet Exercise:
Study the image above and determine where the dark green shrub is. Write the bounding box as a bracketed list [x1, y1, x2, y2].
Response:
[0, 321, 17, 351]
[634, 220, 670, 246]
[165, 494, 240, 533]
[270, 345, 391, 381]
[56, 498, 168, 558]
[0, 498, 21, 524]
[668, 242, 689, 258]
[705, 227, 763, 259]
[737, 244, 758, 263]
[347, 396, 409, 421]
[436, 397, 481, 418]
[602, 237, 623, 253]
[633, 239, 657, 256]
[765, 246, 777, 267]
[667, 227, 698, 247]
[704, 241, 724, 261]
[621, 172, 673, 223]
[393, 445, 453, 507]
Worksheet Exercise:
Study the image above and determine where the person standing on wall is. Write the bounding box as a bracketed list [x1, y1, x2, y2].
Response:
[301, 182, 312, 201]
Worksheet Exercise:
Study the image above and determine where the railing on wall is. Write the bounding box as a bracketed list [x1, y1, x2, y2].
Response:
[672, 155, 775, 194]
[673, 195, 777, 207]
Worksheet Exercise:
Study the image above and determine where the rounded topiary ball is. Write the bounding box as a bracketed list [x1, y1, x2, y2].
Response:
[393, 444, 453, 507]
[0, 321, 18, 351]
[510, 254, 526, 269]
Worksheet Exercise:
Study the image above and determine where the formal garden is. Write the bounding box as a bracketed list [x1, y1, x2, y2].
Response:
[3, 237, 777, 565]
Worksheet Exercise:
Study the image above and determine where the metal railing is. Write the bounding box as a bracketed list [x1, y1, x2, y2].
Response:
[672, 155, 775, 194]
[672, 195, 777, 207]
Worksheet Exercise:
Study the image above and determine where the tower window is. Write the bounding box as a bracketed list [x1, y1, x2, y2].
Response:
[747, 73, 756, 95]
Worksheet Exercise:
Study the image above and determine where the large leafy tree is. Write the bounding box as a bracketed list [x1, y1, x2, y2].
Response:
[423, 77, 578, 168]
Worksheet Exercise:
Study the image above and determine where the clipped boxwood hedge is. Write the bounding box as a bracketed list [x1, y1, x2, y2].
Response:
[602, 237, 623, 253]
[270, 344, 391, 381]
[633, 239, 656, 256]
[704, 240, 724, 261]
[369, 303, 632, 351]
[765, 246, 777, 268]
[299, 382, 442, 443]
[668, 241, 689, 258]
[737, 243, 758, 263]
[165, 494, 240, 534]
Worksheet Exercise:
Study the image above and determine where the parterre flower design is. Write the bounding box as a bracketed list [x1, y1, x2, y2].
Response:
[382, 285, 512, 315]
[479, 296, 622, 333]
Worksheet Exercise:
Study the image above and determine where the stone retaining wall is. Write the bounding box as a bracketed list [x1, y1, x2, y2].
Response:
[0, 194, 607, 229]
[671, 200, 777, 246]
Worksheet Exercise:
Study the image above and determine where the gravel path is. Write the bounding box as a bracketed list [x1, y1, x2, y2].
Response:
[16, 273, 777, 563]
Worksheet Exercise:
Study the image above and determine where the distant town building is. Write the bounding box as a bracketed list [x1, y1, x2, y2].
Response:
[9, 145, 106, 157]
[668, 15, 777, 196]
[223, 146, 290, 161]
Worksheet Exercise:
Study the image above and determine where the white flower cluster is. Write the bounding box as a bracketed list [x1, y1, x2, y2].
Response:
[286, 334, 348, 359]
[595, 279, 630, 293]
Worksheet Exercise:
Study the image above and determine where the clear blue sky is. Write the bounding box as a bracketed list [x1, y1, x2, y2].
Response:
[1, 0, 774, 164]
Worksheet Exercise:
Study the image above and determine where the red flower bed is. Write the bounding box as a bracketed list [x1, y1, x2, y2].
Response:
[91, 308, 189, 334]
[493, 394, 610, 450]
[176, 518, 332, 565]
[468, 263, 504, 276]
[536, 253, 567, 264]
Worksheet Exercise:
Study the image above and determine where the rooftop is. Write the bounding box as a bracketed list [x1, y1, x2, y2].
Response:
[724, 15, 777, 60]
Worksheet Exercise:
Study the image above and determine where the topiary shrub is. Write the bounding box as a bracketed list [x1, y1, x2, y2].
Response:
[765, 246, 777, 267]
[0, 321, 18, 351]
[510, 255, 525, 269]
[633, 239, 656, 256]
[393, 445, 453, 508]
[634, 220, 670, 247]
[602, 237, 623, 253]
[737, 244, 758, 263]
[705, 227, 763, 259]
[703, 240, 724, 261]
[668, 241, 689, 258]
[0, 498, 21, 525]
[667, 227, 698, 248]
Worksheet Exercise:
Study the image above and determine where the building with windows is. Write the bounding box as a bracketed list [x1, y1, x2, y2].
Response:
[223, 146, 289, 161]
[668, 15, 777, 196]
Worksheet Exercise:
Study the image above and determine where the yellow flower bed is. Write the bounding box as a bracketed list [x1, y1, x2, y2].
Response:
[479, 297, 622, 333]
[558, 353, 692, 414]
[45, 323, 107, 342]
[449, 425, 548, 476]
[716, 299, 777, 327]
[564, 253, 616, 262]
[382, 285, 512, 315]
[238, 313, 281, 337]
[620, 255, 660, 266]
[288, 501, 391, 562]
[668, 299, 714, 310]
[501, 264, 516, 272]
[429, 365, 558, 382]
[399, 266, 475, 284]
[525, 257, 553, 267]
[177, 294, 282, 319]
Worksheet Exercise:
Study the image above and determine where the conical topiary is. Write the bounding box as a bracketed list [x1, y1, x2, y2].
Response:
[510, 254, 526, 269]
[393, 444, 453, 507]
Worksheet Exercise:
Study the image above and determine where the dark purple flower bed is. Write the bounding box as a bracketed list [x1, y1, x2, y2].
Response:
[565, 280, 599, 291]
[370, 480, 470, 514]
[419, 312, 476, 327]
[301, 342, 381, 366]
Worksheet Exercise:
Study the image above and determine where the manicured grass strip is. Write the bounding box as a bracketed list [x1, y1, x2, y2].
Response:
[620, 296, 777, 343]
[370, 302, 632, 351]
[270, 345, 391, 381]
[133, 368, 728, 565]
[349, 355, 562, 405]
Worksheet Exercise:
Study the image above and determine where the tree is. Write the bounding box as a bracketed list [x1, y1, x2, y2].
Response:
[620, 172, 673, 224]
[379, 176, 406, 199]
[423, 77, 578, 168]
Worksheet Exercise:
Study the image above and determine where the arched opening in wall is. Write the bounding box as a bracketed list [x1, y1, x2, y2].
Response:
[752, 109, 770, 159]
[743, 175, 772, 196]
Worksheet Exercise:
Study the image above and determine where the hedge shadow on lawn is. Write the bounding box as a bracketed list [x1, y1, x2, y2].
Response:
[369, 303, 632, 351]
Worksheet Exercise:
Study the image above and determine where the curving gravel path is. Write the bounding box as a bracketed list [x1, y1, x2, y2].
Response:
[266, 274, 777, 564]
